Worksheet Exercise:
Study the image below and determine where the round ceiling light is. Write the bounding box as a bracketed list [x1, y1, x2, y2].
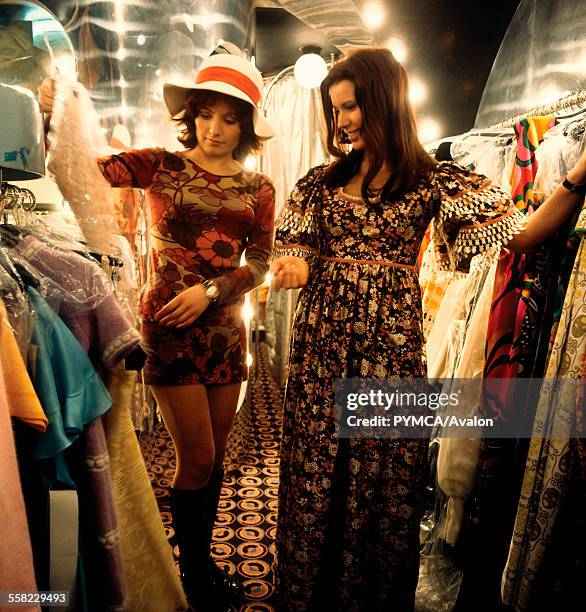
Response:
[294, 46, 328, 89]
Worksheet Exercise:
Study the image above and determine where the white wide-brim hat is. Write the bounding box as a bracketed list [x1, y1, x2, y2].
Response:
[163, 53, 275, 140]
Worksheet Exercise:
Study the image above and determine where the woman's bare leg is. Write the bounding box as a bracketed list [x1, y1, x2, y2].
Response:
[150, 384, 214, 489]
[207, 382, 242, 468]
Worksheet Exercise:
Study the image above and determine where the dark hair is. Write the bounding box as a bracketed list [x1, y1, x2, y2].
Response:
[174, 90, 260, 161]
[321, 47, 436, 202]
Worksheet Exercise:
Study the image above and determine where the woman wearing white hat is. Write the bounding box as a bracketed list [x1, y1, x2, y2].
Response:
[39, 51, 275, 612]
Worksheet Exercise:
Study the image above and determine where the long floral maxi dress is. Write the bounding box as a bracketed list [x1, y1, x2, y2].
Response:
[97, 148, 275, 385]
[273, 162, 525, 611]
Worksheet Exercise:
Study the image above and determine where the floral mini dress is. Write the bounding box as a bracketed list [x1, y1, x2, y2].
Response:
[98, 148, 275, 385]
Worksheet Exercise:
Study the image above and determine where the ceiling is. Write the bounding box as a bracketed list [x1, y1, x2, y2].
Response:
[23, 0, 521, 143]
[255, 0, 521, 137]
[255, 7, 339, 76]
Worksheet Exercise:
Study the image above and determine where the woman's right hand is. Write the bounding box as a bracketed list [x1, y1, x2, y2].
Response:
[270, 256, 309, 290]
[37, 76, 56, 115]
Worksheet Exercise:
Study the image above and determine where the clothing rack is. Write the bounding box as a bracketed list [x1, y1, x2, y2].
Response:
[0, 168, 37, 226]
[262, 66, 295, 114]
[486, 87, 586, 130]
[1, 166, 123, 279]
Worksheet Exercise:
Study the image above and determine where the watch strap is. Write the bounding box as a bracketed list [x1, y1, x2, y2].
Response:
[562, 177, 586, 195]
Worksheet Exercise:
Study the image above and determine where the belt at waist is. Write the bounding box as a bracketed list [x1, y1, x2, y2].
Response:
[321, 255, 415, 270]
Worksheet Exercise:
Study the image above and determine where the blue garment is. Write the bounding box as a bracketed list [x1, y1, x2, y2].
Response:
[27, 287, 112, 460]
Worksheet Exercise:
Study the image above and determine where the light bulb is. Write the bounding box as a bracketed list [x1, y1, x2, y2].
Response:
[386, 37, 407, 63]
[363, 3, 386, 30]
[409, 78, 427, 105]
[418, 118, 441, 144]
[294, 53, 328, 89]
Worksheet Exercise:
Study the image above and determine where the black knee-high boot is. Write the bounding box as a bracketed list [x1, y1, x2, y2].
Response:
[169, 487, 209, 600]
[169, 486, 235, 611]
[205, 467, 245, 605]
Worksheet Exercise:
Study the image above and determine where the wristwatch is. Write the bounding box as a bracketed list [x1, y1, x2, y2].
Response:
[202, 279, 220, 304]
[562, 177, 586, 196]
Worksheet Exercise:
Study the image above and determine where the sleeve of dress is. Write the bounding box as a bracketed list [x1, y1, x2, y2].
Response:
[273, 165, 325, 268]
[97, 148, 162, 188]
[213, 174, 275, 306]
[432, 161, 525, 272]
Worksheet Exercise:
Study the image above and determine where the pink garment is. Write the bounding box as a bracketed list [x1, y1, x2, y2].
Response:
[0, 358, 39, 612]
[14, 235, 141, 368]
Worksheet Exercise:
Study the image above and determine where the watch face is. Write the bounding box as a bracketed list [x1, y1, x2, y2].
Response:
[206, 283, 219, 299]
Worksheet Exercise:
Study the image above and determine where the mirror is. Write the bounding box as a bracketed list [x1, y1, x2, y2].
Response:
[0, 0, 76, 91]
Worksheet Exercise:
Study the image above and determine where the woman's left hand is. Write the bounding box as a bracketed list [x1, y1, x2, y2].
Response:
[155, 285, 209, 328]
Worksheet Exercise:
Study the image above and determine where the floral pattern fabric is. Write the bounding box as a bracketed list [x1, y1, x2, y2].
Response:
[502, 228, 586, 610]
[272, 162, 524, 611]
[98, 149, 275, 385]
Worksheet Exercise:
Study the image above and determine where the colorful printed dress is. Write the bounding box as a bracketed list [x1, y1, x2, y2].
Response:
[98, 148, 275, 385]
[273, 162, 524, 611]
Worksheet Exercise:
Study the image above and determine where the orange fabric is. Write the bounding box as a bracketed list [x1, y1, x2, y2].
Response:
[196, 66, 261, 104]
[0, 302, 47, 432]
[0, 356, 39, 610]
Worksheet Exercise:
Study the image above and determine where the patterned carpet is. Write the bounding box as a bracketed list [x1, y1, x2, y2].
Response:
[139, 343, 283, 611]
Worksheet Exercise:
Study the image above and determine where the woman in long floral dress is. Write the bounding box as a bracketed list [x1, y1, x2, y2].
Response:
[271, 47, 586, 611]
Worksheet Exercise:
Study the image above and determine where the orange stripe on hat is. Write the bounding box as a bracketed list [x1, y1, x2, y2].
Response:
[196, 66, 261, 105]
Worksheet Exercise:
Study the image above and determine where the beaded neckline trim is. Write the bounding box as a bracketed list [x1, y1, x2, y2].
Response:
[337, 187, 382, 203]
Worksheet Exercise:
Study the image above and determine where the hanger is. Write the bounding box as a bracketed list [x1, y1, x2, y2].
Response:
[0, 171, 125, 287]
[558, 109, 586, 138]
[0, 245, 26, 292]
[0, 180, 36, 226]
[13, 261, 40, 289]
[556, 106, 586, 121]
[460, 129, 515, 147]
[464, 129, 514, 139]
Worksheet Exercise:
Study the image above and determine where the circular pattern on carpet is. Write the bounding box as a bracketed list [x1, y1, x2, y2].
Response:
[140, 344, 283, 611]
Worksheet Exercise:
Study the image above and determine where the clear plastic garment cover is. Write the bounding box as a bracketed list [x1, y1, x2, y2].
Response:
[475, 0, 586, 127]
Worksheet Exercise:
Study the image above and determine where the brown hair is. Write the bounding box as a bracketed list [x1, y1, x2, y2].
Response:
[321, 47, 436, 202]
[174, 90, 260, 161]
